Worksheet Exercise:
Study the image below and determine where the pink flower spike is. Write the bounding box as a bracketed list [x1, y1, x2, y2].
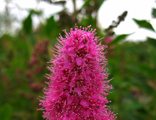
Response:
[39, 25, 116, 120]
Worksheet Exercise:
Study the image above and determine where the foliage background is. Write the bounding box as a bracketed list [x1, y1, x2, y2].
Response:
[0, 0, 156, 120]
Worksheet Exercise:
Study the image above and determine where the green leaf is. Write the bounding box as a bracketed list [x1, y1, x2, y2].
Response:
[133, 18, 155, 32]
[0, 104, 13, 120]
[147, 37, 156, 47]
[108, 33, 133, 45]
[152, 8, 156, 18]
[44, 15, 59, 38]
[22, 14, 32, 34]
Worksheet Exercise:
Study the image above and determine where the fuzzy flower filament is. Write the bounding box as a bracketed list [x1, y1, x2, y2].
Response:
[39, 25, 116, 120]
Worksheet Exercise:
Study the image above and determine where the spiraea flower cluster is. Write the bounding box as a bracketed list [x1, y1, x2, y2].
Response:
[39, 25, 116, 120]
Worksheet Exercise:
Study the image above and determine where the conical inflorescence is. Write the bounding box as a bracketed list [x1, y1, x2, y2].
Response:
[39, 25, 116, 120]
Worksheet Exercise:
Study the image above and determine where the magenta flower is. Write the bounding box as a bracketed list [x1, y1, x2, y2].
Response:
[39, 25, 116, 120]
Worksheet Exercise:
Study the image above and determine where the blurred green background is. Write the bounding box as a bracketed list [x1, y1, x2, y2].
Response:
[0, 0, 156, 120]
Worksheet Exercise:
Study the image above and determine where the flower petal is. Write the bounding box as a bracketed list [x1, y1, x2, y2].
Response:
[70, 111, 76, 119]
[68, 95, 73, 104]
[63, 117, 69, 120]
[76, 57, 83, 66]
[78, 43, 84, 49]
[75, 87, 81, 96]
[80, 99, 89, 108]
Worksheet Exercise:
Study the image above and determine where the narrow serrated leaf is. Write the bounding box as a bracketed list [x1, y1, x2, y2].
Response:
[108, 33, 133, 45]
